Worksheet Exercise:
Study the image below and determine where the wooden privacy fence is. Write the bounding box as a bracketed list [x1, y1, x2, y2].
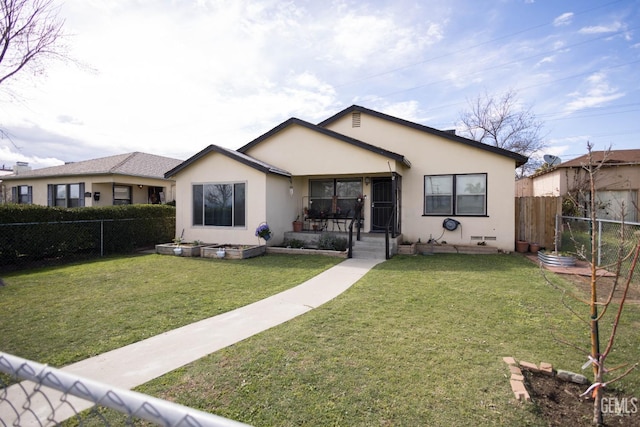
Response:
[515, 197, 562, 250]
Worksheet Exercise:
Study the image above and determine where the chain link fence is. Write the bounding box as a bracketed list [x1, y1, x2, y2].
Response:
[0, 352, 250, 427]
[0, 217, 174, 271]
[560, 216, 640, 282]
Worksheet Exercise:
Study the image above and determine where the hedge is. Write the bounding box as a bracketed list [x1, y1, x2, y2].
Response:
[0, 204, 175, 268]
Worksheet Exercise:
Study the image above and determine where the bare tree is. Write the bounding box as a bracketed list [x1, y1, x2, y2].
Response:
[545, 143, 639, 425]
[458, 89, 546, 177]
[0, 0, 66, 87]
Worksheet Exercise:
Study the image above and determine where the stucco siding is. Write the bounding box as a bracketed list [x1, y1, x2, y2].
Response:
[325, 111, 519, 251]
[243, 124, 399, 175]
[532, 171, 561, 196]
[3, 175, 174, 207]
[265, 174, 297, 245]
[172, 151, 272, 245]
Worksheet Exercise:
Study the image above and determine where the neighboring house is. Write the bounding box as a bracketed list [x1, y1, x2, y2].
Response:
[1, 152, 182, 207]
[516, 149, 640, 222]
[166, 105, 527, 253]
[0, 164, 13, 203]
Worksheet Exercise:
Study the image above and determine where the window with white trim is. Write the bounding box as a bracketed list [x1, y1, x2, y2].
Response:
[424, 173, 486, 216]
[192, 183, 246, 227]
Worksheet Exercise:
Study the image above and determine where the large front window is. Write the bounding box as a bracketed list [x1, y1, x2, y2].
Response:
[424, 173, 486, 216]
[48, 183, 84, 207]
[309, 178, 362, 217]
[193, 183, 246, 226]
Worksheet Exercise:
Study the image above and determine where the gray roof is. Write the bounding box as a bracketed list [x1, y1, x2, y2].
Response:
[2, 152, 183, 181]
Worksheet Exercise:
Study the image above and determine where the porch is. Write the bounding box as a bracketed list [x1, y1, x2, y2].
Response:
[283, 230, 403, 259]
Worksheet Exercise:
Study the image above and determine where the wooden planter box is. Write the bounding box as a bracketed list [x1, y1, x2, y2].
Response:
[398, 243, 417, 255]
[155, 243, 205, 257]
[202, 245, 266, 260]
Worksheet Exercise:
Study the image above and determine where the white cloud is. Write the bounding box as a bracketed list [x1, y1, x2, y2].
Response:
[553, 12, 573, 27]
[578, 21, 624, 34]
[563, 73, 625, 115]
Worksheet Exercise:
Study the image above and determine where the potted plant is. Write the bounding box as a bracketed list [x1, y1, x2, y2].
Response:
[516, 240, 529, 253]
[292, 215, 303, 232]
[255, 222, 272, 242]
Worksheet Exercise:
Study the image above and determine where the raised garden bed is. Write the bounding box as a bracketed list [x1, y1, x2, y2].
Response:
[155, 243, 206, 257]
[397, 243, 417, 255]
[202, 244, 266, 260]
[538, 250, 577, 267]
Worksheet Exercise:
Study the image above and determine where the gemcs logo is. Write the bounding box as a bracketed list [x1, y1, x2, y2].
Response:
[601, 397, 638, 417]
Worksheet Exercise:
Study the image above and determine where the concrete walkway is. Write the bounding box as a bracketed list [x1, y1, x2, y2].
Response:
[1, 257, 382, 425]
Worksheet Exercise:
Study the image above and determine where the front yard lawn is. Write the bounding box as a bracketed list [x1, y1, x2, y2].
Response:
[0, 253, 342, 367]
[1, 253, 638, 425]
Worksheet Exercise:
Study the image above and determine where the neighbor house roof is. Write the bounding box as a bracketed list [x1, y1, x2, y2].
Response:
[557, 149, 640, 168]
[165, 144, 292, 179]
[318, 105, 528, 167]
[530, 149, 640, 178]
[2, 152, 183, 181]
[238, 117, 412, 168]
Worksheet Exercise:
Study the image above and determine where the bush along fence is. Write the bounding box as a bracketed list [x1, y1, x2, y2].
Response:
[560, 215, 640, 282]
[0, 204, 175, 270]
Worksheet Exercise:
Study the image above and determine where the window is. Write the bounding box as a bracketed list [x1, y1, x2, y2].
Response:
[48, 183, 84, 207]
[12, 185, 32, 204]
[424, 173, 486, 216]
[309, 178, 362, 217]
[193, 183, 246, 227]
[113, 185, 132, 205]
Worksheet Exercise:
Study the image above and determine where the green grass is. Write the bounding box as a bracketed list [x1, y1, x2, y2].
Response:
[3, 253, 639, 426]
[0, 253, 342, 367]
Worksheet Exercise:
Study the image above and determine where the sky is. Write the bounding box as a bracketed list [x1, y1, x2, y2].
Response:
[1, 0, 639, 170]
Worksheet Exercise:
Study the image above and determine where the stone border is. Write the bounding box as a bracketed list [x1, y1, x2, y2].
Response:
[502, 357, 588, 402]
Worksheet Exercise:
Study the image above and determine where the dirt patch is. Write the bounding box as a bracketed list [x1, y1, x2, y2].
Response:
[524, 370, 638, 426]
[523, 254, 640, 304]
[559, 273, 640, 305]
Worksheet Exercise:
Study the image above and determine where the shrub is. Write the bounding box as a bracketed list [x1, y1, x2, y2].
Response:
[283, 238, 306, 248]
[0, 204, 175, 268]
[318, 233, 348, 251]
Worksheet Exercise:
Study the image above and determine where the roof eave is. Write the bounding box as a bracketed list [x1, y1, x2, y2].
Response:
[165, 145, 291, 179]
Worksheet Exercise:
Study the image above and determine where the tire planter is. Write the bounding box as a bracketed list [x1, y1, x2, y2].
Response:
[538, 250, 576, 267]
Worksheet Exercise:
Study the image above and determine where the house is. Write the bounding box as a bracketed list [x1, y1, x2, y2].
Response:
[517, 149, 640, 222]
[1, 152, 182, 207]
[0, 164, 13, 203]
[165, 105, 527, 253]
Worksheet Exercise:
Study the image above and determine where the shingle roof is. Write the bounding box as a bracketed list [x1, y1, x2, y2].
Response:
[557, 149, 640, 168]
[530, 149, 640, 178]
[165, 144, 292, 179]
[2, 152, 183, 181]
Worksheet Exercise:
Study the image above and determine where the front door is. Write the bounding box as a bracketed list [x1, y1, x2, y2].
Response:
[371, 178, 394, 232]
